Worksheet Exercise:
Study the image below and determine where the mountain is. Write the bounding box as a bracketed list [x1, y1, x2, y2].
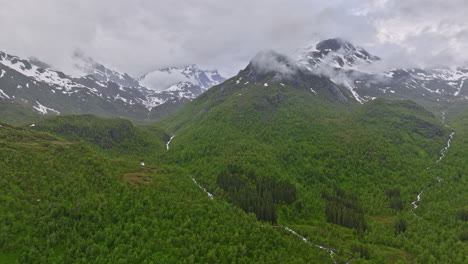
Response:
[72, 52, 226, 114]
[2, 39, 466, 124]
[140, 64, 225, 92]
[0, 51, 225, 123]
[156, 50, 466, 263]
[143, 81, 205, 120]
[297, 38, 468, 108]
[298, 38, 380, 70]
[28, 57, 52, 69]
[0, 50, 151, 122]
[353, 66, 468, 108]
[73, 51, 141, 88]
[1, 44, 467, 263]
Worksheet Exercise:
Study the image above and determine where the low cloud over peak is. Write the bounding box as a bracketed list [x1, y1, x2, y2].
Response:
[0, 0, 467, 78]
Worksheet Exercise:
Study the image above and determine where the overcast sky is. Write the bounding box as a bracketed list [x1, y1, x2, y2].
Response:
[0, 0, 467, 77]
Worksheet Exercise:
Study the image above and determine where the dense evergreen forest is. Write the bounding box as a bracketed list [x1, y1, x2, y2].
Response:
[0, 79, 467, 263]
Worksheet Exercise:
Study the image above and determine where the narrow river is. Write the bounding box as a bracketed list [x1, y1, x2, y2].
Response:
[189, 176, 355, 263]
[191, 177, 214, 199]
[175, 110, 456, 262]
[411, 112, 455, 214]
[166, 135, 175, 151]
[180, 135, 356, 263]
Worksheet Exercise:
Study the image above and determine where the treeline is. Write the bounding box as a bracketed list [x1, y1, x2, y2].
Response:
[34, 114, 136, 146]
[323, 188, 367, 231]
[217, 165, 297, 224]
[30, 114, 167, 162]
[385, 188, 404, 211]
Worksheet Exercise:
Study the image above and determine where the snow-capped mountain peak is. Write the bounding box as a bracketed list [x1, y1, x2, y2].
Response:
[140, 64, 225, 92]
[28, 57, 52, 70]
[72, 51, 140, 88]
[141, 81, 203, 111]
[0, 49, 227, 120]
[293, 38, 468, 105]
[0, 51, 85, 92]
[298, 38, 380, 71]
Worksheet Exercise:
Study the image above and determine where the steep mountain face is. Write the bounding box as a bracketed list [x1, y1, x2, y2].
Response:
[298, 38, 380, 70]
[239, 50, 353, 104]
[143, 81, 204, 120]
[353, 66, 468, 107]
[73, 52, 140, 88]
[160, 50, 356, 130]
[140, 64, 225, 92]
[72, 52, 225, 112]
[0, 51, 224, 123]
[0, 51, 150, 121]
[297, 38, 468, 108]
[28, 57, 52, 69]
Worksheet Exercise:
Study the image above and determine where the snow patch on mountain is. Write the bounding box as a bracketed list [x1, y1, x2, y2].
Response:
[455, 79, 465, 96]
[0, 89, 10, 99]
[376, 66, 468, 97]
[297, 38, 380, 72]
[141, 97, 165, 111]
[114, 94, 135, 105]
[296, 38, 468, 103]
[0, 52, 85, 92]
[142, 81, 202, 111]
[344, 82, 365, 104]
[33, 101, 60, 115]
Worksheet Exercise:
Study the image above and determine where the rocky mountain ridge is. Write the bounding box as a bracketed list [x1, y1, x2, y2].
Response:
[0, 50, 225, 122]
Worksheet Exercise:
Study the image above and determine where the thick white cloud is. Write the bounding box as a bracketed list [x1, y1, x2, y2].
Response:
[0, 0, 467, 78]
[355, 0, 468, 68]
[140, 70, 194, 91]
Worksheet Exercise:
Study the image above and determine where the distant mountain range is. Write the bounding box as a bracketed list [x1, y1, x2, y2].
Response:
[140, 64, 225, 92]
[0, 51, 225, 123]
[1, 38, 467, 124]
[2, 38, 467, 264]
[72, 51, 141, 88]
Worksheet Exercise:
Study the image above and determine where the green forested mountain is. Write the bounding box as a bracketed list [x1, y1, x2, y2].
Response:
[0, 55, 467, 263]
[155, 58, 466, 263]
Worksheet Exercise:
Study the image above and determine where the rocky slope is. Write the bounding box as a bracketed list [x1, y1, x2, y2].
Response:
[0, 50, 225, 123]
[297, 38, 468, 108]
